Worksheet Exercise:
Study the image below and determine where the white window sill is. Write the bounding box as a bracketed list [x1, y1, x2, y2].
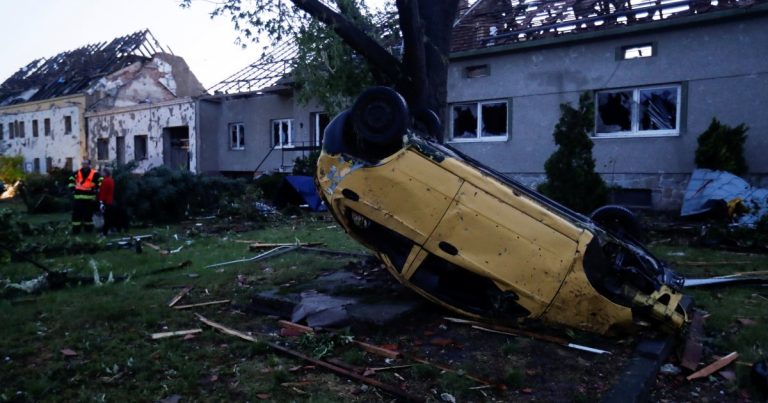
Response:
[592, 131, 679, 139]
[447, 136, 508, 144]
[230, 147, 246, 151]
[274, 144, 295, 149]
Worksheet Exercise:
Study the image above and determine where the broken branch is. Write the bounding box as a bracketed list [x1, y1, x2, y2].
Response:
[168, 286, 193, 307]
[196, 313, 258, 342]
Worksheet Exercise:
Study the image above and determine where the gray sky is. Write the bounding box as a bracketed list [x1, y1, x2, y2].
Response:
[0, 0, 271, 89]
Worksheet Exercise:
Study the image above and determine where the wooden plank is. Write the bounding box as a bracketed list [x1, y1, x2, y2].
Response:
[151, 329, 202, 340]
[196, 313, 258, 342]
[680, 310, 706, 371]
[277, 320, 314, 334]
[686, 352, 739, 381]
[168, 286, 192, 308]
[249, 242, 324, 251]
[277, 320, 400, 359]
[173, 299, 230, 310]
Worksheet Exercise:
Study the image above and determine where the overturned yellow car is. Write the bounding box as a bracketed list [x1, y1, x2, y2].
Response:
[315, 87, 689, 335]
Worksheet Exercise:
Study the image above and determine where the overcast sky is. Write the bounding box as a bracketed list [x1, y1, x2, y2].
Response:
[0, 0, 287, 89]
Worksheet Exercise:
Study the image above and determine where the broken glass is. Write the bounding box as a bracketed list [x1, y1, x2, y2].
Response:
[639, 87, 677, 131]
[480, 102, 507, 137]
[452, 104, 477, 139]
[596, 90, 632, 133]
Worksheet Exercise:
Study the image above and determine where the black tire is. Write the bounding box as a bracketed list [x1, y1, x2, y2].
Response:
[590, 205, 644, 241]
[350, 87, 409, 161]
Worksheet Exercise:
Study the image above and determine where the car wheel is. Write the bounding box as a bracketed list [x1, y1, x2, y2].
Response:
[350, 86, 408, 162]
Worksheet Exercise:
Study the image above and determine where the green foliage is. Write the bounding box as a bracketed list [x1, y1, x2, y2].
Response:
[0, 155, 24, 184]
[292, 1, 386, 116]
[112, 165, 250, 224]
[538, 93, 609, 214]
[296, 332, 353, 359]
[18, 168, 72, 213]
[292, 151, 320, 176]
[694, 118, 749, 176]
[254, 173, 287, 202]
[0, 209, 23, 262]
[505, 368, 526, 388]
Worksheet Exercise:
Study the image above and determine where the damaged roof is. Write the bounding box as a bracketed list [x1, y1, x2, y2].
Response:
[0, 29, 169, 106]
[451, 0, 768, 53]
[208, 41, 297, 95]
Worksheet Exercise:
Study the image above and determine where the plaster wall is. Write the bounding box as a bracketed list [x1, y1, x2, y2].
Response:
[447, 12, 768, 210]
[0, 95, 86, 172]
[86, 99, 197, 173]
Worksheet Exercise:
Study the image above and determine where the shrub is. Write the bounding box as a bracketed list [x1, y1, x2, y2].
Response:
[0, 155, 24, 184]
[292, 151, 320, 176]
[18, 168, 72, 213]
[538, 93, 608, 214]
[694, 118, 749, 176]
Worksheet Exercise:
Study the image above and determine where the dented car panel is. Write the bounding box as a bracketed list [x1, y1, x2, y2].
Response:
[316, 87, 689, 335]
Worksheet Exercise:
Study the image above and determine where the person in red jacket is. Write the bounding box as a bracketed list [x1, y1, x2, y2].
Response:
[97, 168, 115, 236]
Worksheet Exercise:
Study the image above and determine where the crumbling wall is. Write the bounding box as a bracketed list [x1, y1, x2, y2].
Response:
[85, 99, 197, 173]
[0, 95, 86, 173]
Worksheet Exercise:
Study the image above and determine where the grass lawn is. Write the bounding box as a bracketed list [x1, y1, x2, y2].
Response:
[1, 199, 766, 401]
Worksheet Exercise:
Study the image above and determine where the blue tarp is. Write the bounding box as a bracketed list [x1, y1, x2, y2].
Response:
[280, 175, 327, 212]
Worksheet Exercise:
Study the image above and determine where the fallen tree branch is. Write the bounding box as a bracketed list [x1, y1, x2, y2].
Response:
[168, 286, 192, 307]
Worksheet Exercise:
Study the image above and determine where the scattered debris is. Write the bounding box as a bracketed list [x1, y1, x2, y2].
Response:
[195, 314, 423, 401]
[60, 348, 78, 357]
[151, 329, 202, 340]
[444, 317, 610, 355]
[206, 245, 297, 269]
[149, 260, 193, 276]
[249, 242, 324, 251]
[659, 363, 682, 375]
[687, 352, 740, 381]
[277, 320, 401, 359]
[173, 299, 231, 310]
[168, 286, 192, 307]
[291, 291, 356, 327]
[681, 169, 768, 226]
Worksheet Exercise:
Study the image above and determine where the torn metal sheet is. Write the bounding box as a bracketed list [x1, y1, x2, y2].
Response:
[291, 291, 356, 328]
[681, 169, 768, 226]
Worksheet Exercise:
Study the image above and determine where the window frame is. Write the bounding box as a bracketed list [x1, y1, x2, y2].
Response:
[593, 84, 682, 139]
[134, 135, 149, 160]
[44, 118, 51, 136]
[228, 122, 245, 150]
[311, 112, 330, 148]
[96, 138, 110, 161]
[272, 118, 294, 149]
[32, 119, 39, 137]
[64, 115, 72, 134]
[448, 99, 509, 143]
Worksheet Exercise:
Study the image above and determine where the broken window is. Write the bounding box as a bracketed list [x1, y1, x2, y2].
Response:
[272, 119, 293, 148]
[228, 123, 245, 150]
[33, 120, 39, 137]
[44, 118, 51, 136]
[311, 112, 330, 147]
[8, 122, 14, 139]
[622, 43, 654, 60]
[18, 121, 25, 138]
[450, 100, 508, 141]
[64, 115, 72, 134]
[33, 158, 40, 173]
[465, 64, 490, 78]
[595, 85, 680, 137]
[134, 135, 148, 160]
[97, 138, 109, 161]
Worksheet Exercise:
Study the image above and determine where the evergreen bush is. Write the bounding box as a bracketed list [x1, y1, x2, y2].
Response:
[694, 118, 749, 176]
[292, 151, 320, 176]
[0, 155, 24, 184]
[538, 93, 608, 214]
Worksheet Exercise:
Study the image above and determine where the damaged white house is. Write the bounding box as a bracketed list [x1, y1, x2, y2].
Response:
[0, 30, 206, 173]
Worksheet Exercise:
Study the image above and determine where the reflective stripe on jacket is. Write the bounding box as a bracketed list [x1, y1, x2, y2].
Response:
[75, 169, 97, 192]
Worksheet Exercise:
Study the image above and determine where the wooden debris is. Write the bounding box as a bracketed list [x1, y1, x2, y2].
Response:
[277, 320, 400, 359]
[168, 286, 193, 308]
[409, 356, 493, 386]
[196, 314, 423, 402]
[681, 310, 706, 371]
[687, 352, 739, 381]
[249, 242, 324, 251]
[60, 348, 78, 357]
[149, 260, 192, 275]
[151, 329, 202, 340]
[173, 299, 231, 310]
[143, 241, 169, 255]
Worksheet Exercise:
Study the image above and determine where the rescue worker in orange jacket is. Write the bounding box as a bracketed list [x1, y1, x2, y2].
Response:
[68, 159, 102, 234]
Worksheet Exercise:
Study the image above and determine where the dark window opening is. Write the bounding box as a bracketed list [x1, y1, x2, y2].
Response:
[8, 122, 14, 139]
[272, 119, 293, 147]
[97, 139, 109, 161]
[228, 123, 245, 150]
[311, 112, 330, 147]
[18, 121, 25, 138]
[44, 118, 51, 136]
[639, 88, 677, 131]
[64, 116, 72, 134]
[134, 135, 148, 160]
[32, 120, 39, 137]
[595, 86, 680, 136]
[33, 158, 40, 173]
[465, 64, 490, 78]
[481, 102, 507, 137]
[65, 158, 73, 172]
[452, 104, 477, 139]
[0, 123, 3, 140]
[46, 157, 53, 173]
[597, 91, 632, 133]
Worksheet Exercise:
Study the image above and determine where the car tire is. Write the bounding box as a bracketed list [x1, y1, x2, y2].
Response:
[350, 86, 408, 161]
